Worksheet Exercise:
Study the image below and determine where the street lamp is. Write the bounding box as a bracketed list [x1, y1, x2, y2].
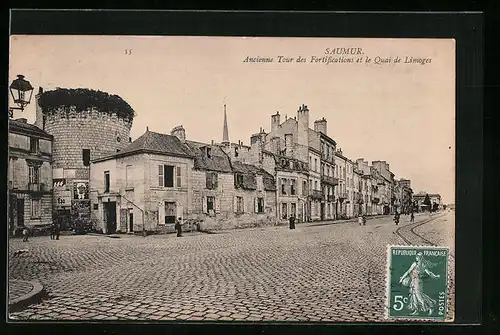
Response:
[9, 75, 34, 118]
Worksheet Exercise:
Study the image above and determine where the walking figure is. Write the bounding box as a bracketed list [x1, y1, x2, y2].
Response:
[289, 215, 296, 230]
[410, 212, 415, 223]
[399, 252, 440, 316]
[394, 212, 400, 225]
[175, 217, 183, 237]
[54, 221, 60, 240]
[50, 222, 56, 240]
[22, 227, 29, 242]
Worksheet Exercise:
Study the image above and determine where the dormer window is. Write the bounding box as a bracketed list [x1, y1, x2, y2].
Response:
[235, 147, 239, 157]
[30, 138, 39, 153]
[206, 147, 212, 158]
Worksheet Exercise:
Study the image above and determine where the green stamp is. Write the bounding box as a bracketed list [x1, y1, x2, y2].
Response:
[386, 245, 449, 320]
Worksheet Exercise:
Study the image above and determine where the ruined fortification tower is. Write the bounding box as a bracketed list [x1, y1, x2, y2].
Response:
[36, 87, 134, 225]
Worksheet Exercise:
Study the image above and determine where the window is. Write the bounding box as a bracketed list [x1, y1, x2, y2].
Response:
[93, 204, 98, 210]
[291, 179, 296, 195]
[257, 198, 264, 213]
[207, 196, 215, 212]
[206, 172, 218, 189]
[159, 165, 174, 187]
[31, 199, 41, 218]
[235, 147, 239, 157]
[176, 166, 182, 187]
[282, 203, 288, 219]
[206, 147, 212, 158]
[28, 165, 39, 184]
[314, 159, 318, 172]
[303, 181, 307, 196]
[104, 171, 110, 193]
[236, 196, 244, 213]
[125, 165, 132, 188]
[30, 138, 39, 153]
[280, 178, 287, 195]
[309, 157, 312, 169]
[82, 149, 91, 166]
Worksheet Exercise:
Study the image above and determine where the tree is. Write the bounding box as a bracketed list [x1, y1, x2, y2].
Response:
[423, 194, 432, 211]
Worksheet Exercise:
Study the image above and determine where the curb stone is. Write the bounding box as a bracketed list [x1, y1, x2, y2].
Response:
[9, 280, 46, 313]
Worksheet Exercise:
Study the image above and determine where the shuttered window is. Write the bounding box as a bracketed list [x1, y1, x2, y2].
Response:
[176, 166, 182, 187]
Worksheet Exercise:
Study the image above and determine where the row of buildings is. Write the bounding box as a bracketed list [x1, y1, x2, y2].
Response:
[8, 87, 441, 235]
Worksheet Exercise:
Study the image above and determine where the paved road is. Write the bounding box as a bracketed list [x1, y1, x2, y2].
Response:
[8, 212, 454, 322]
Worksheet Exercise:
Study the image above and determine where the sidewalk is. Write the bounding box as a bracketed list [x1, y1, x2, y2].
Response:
[9, 279, 46, 313]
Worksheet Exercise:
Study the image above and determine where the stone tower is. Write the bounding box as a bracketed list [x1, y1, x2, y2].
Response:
[36, 88, 134, 222]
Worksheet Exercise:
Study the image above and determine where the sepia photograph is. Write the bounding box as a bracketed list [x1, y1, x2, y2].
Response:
[8, 34, 455, 322]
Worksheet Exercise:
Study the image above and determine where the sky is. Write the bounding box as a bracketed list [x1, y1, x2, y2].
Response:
[9, 36, 455, 203]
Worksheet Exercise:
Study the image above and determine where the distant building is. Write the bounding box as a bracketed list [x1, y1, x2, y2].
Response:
[413, 192, 442, 212]
[8, 118, 53, 235]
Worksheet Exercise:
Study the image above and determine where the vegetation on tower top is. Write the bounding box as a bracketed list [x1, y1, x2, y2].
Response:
[38, 88, 136, 122]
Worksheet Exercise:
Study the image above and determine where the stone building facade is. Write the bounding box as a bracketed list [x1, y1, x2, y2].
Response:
[334, 149, 349, 218]
[90, 126, 277, 233]
[8, 118, 53, 234]
[34, 88, 133, 229]
[318, 125, 338, 221]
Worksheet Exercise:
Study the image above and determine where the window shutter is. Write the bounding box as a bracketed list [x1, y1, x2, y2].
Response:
[213, 173, 218, 189]
[233, 196, 238, 213]
[158, 165, 164, 187]
[215, 197, 221, 213]
[176, 166, 182, 187]
[254, 198, 258, 213]
[202, 196, 207, 213]
[158, 202, 165, 225]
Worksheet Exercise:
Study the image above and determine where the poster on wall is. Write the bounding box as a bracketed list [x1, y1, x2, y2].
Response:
[73, 181, 89, 200]
[54, 190, 72, 209]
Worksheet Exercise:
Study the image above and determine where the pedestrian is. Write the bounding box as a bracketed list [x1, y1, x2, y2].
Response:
[175, 217, 183, 237]
[394, 212, 400, 225]
[22, 227, 29, 242]
[289, 215, 296, 230]
[358, 215, 364, 226]
[50, 222, 55, 240]
[55, 221, 60, 240]
[410, 211, 415, 223]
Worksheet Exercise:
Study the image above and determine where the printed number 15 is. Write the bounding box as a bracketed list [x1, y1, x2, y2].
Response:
[393, 295, 408, 311]
[125, 49, 132, 55]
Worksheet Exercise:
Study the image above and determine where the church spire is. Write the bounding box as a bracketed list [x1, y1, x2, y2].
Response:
[222, 103, 229, 145]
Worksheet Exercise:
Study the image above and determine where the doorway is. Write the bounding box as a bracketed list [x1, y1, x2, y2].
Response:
[129, 210, 134, 232]
[320, 203, 325, 221]
[16, 199, 24, 228]
[104, 202, 117, 234]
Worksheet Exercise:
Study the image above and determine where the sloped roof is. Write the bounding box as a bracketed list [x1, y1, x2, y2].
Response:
[184, 141, 232, 173]
[119, 130, 194, 158]
[232, 161, 273, 178]
[9, 119, 53, 140]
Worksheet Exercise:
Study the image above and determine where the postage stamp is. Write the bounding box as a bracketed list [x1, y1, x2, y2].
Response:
[386, 245, 449, 321]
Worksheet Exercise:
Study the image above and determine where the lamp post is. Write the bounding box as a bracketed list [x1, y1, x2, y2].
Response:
[9, 75, 34, 118]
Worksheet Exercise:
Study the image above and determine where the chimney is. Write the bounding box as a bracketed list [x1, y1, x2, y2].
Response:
[270, 136, 280, 155]
[171, 125, 186, 142]
[271, 112, 280, 133]
[284, 133, 294, 158]
[314, 117, 327, 135]
[250, 133, 263, 165]
[34, 87, 44, 129]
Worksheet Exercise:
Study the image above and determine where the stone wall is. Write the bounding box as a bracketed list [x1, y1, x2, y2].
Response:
[44, 108, 132, 170]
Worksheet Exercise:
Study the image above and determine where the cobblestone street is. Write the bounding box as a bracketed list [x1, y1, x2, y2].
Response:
[8, 212, 454, 322]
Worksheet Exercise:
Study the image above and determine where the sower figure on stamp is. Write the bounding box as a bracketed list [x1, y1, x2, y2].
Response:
[399, 252, 440, 316]
[175, 217, 183, 237]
